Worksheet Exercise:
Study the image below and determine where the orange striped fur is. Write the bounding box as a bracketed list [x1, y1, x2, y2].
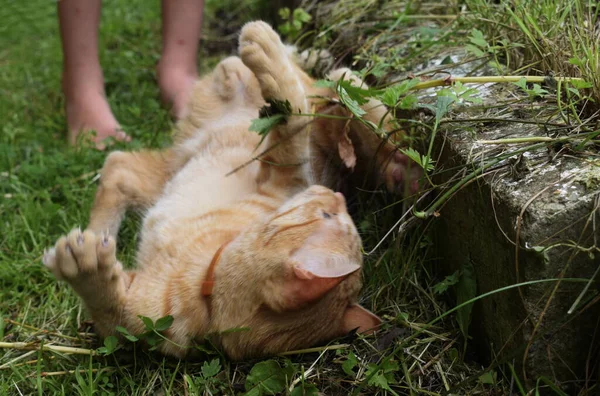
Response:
[43, 22, 419, 359]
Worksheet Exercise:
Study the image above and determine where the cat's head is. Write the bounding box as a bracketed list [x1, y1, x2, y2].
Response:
[210, 185, 381, 360]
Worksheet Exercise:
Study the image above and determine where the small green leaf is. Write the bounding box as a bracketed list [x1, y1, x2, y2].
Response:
[244, 360, 294, 395]
[278, 7, 290, 19]
[138, 315, 155, 330]
[99, 336, 118, 355]
[465, 44, 485, 57]
[202, 359, 222, 378]
[291, 383, 319, 396]
[570, 79, 593, 89]
[478, 370, 497, 385]
[314, 79, 336, 89]
[342, 351, 358, 376]
[433, 271, 460, 295]
[469, 29, 488, 48]
[398, 94, 418, 109]
[435, 94, 455, 125]
[378, 79, 419, 107]
[154, 315, 174, 332]
[456, 260, 477, 339]
[293, 8, 312, 23]
[116, 326, 139, 342]
[365, 361, 399, 395]
[514, 77, 528, 90]
[249, 114, 286, 139]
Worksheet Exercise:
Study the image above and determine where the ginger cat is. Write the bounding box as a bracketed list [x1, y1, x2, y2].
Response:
[42, 22, 417, 360]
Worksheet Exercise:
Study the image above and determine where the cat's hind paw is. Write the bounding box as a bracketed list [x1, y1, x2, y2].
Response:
[239, 21, 291, 99]
[43, 228, 122, 283]
[383, 151, 423, 197]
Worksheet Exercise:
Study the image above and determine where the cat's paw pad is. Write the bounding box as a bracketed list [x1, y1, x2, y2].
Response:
[239, 22, 287, 94]
[213, 57, 249, 100]
[43, 228, 120, 281]
[384, 152, 423, 196]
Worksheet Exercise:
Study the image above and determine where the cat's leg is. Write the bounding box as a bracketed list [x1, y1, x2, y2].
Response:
[239, 22, 312, 187]
[88, 149, 175, 237]
[212, 56, 263, 105]
[43, 229, 131, 337]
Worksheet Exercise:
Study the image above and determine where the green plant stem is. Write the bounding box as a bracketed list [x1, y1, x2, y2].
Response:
[411, 75, 585, 91]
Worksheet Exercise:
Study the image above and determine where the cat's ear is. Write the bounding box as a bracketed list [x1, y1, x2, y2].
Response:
[283, 253, 360, 310]
[340, 303, 382, 334]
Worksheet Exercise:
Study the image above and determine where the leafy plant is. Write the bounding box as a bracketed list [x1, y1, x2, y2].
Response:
[96, 335, 120, 355]
[365, 359, 400, 395]
[514, 77, 548, 99]
[278, 7, 312, 40]
[243, 359, 295, 396]
[455, 260, 477, 341]
[184, 359, 225, 394]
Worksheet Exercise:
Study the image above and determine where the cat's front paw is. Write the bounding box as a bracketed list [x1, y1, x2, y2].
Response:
[43, 228, 121, 285]
[383, 151, 423, 197]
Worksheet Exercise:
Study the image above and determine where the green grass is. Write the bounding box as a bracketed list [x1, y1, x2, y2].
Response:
[4, 0, 595, 394]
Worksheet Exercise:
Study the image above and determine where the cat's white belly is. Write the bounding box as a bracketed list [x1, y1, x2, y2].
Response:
[143, 147, 259, 235]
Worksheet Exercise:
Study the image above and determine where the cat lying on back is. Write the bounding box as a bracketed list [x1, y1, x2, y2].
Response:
[42, 22, 418, 359]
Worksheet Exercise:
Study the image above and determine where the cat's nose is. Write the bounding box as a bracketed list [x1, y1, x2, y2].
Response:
[334, 192, 347, 213]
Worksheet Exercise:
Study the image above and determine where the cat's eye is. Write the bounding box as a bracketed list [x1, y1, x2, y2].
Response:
[322, 212, 331, 219]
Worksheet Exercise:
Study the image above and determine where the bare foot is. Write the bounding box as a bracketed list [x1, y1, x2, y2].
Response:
[157, 62, 197, 119]
[63, 72, 130, 149]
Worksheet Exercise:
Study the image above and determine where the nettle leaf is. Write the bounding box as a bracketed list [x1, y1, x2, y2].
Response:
[338, 87, 366, 117]
[399, 94, 418, 109]
[456, 260, 477, 339]
[116, 326, 139, 342]
[250, 99, 292, 142]
[365, 360, 399, 395]
[244, 360, 295, 396]
[514, 77, 528, 90]
[338, 79, 372, 105]
[435, 94, 455, 125]
[465, 44, 486, 57]
[202, 359, 222, 378]
[249, 115, 286, 138]
[400, 147, 435, 172]
[290, 383, 319, 396]
[342, 351, 358, 376]
[433, 271, 460, 295]
[314, 79, 336, 89]
[469, 28, 488, 49]
[154, 315, 174, 332]
[378, 79, 419, 107]
[570, 79, 593, 89]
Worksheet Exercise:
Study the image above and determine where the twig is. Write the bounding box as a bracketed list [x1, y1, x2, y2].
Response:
[0, 342, 96, 356]
[279, 343, 349, 356]
[3, 319, 80, 342]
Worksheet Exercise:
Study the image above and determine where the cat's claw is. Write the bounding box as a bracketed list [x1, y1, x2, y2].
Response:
[42, 228, 121, 282]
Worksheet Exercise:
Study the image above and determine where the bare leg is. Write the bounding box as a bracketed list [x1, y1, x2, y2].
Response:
[58, 0, 130, 148]
[157, 0, 204, 119]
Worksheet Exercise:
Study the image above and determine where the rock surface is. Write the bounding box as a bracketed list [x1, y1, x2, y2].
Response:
[433, 84, 600, 385]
